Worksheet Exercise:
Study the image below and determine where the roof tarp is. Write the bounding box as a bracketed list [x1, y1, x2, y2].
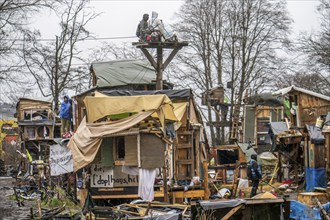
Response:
[305, 125, 325, 145]
[245, 93, 283, 107]
[84, 94, 177, 124]
[92, 60, 156, 87]
[199, 199, 247, 210]
[269, 122, 289, 136]
[237, 143, 260, 163]
[95, 91, 188, 129]
[67, 111, 153, 171]
[97, 89, 192, 100]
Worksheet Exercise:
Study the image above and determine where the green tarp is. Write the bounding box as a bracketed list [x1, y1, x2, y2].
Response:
[91, 60, 156, 87]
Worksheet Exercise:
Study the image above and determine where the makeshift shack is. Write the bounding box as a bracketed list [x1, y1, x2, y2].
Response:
[243, 93, 284, 153]
[210, 143, 258, 184]
[269, 122, 303, 183]
[273, 85, 330, 128]
[16, 98, 60, 164]
[69, 91, 208, 204]
[69, 60, 208, 204]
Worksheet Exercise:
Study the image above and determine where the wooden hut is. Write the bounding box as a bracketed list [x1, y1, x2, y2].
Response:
[16, 98, 60, 162]
[70, 60, 209, 204]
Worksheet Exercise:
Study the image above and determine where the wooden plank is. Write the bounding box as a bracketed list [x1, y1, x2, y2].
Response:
[298, 192, 328, 206]
[163, 166, 169, 203]
[176, 160, 193, 164]
[171, 190, 205, 199]
[314, 197, 330, 220]
[195, 131, 200, 180]
[98, 188, 124, 192]
[309, 144, 315, 168]
[92, 190, 164, 199]
[140, 48, 157, 69]
[177, 143, 193, 149]
[220, 204, 243, 220]
[325, 133, 330, 174]
[163, 48, 179, 70]
[231, 161, 240, 198]
[246, 198, 284, 205]
[203, 161, 210, 200]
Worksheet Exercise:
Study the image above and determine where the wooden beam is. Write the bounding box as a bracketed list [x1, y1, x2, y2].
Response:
[163, 166, 169, 203]
[163, 48, 179, 70]
[220, 204, 243, 220]
[141, 48, 157, 69]
[92, 191, 164, 199]
[203, 161, 210, 200]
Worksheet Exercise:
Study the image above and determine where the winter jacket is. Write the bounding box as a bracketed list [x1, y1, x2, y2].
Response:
[247, 159, 262, 180]
[59, 97, 72, 120]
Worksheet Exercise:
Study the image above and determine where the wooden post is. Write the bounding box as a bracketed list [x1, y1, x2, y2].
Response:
[203, 161, 210, 200]
[294, 143, 299, 185]
[162, 166, 169, 203]
[38, 199, 42, 219]
[277, 152, 282, 182]
[323, 131, 330, 175]
[137, 134, 141, 168]
[156, 47, 163, 90]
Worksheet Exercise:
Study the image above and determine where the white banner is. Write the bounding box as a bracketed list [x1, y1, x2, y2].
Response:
[49, 144, 73, 176]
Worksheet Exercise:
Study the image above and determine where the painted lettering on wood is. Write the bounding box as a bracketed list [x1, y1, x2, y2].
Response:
[90, 164, 138, 188]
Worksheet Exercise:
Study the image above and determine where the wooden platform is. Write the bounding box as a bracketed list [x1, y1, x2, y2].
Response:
[132, 41, 189, 49]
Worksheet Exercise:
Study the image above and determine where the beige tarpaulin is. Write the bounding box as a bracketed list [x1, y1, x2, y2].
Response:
[84, 94, 176, 123]
[67, 111, 154, 171]
[172, 102, 187, 130]
[95, 91, 187, 130]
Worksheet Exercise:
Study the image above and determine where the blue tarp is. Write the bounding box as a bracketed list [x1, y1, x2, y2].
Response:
[306, 167, 326, 191]
[290, 200, 330, 220]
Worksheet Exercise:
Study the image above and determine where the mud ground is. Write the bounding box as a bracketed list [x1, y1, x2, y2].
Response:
[0, 176, 34, 220]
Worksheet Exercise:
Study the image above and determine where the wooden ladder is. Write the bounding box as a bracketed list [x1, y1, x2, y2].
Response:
[175, 129, 195, 180]
[230, 103, 240, 140]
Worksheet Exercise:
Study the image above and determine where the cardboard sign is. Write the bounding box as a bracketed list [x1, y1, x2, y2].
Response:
[49, 144, 73, 176]
[90, 164, 138, 188]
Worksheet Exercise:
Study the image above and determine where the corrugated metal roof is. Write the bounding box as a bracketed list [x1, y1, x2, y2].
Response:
[91, 59, 156, 87]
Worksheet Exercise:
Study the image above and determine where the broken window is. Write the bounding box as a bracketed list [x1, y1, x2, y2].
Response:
[217, 149, 239, 165]
[24, 109, 49, 121]
[26, 127, 36, 138]
[115, 136, 125, 160]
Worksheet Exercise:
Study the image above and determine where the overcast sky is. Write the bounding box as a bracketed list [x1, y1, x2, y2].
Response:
[0, 0, 323, 106]
[33, 0, 321, 45]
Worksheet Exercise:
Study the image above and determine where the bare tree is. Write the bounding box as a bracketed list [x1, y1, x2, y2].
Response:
[21, 0, 98, 112]
[172, 0, 291, 145]
[297, 0, 330, 88]
[0, 0, 57, 83]
[274, 72, 330, 96]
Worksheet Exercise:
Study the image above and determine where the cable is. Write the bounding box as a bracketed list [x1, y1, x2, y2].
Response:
[2, 36, 137, 42]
